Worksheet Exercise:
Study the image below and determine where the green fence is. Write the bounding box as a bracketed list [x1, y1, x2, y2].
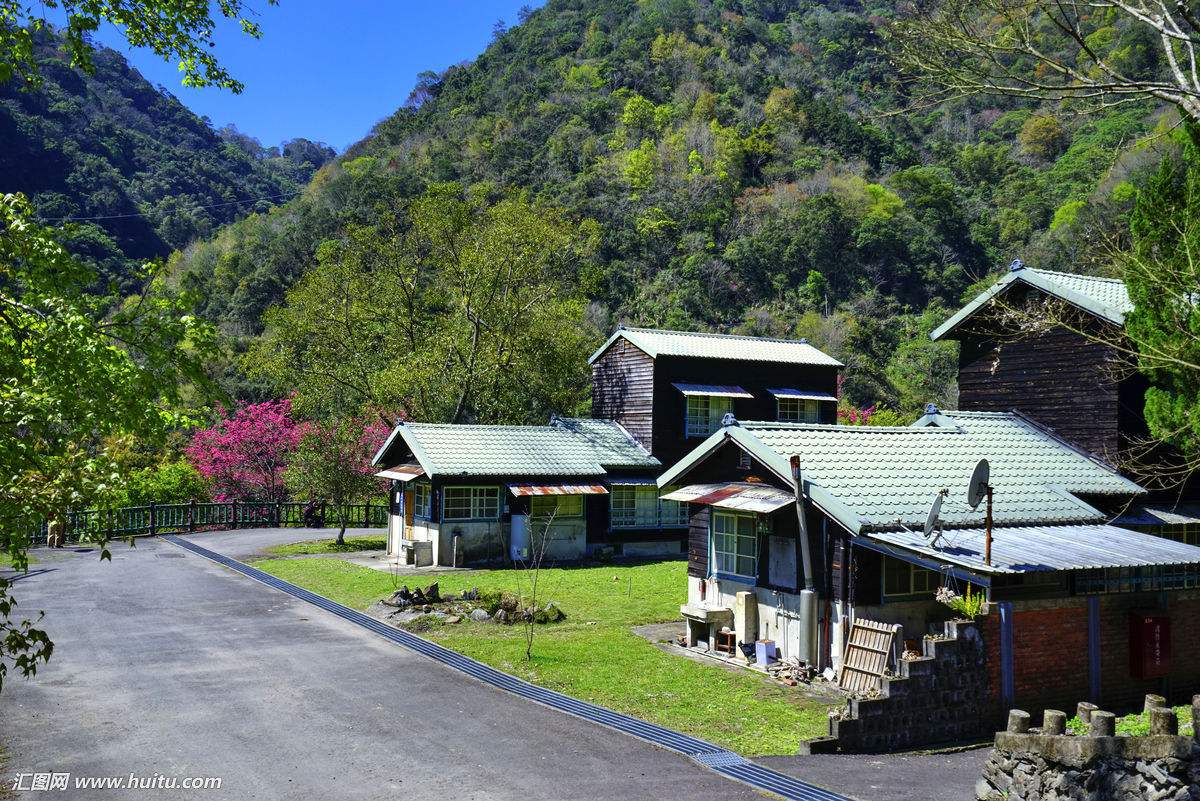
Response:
[36, 500, 387, 544]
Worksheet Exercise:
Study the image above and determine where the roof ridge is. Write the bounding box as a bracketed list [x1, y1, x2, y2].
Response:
[624, 326, 819, 347]
[1029, 267, 1125, 284]
[739, 419, 960, 433]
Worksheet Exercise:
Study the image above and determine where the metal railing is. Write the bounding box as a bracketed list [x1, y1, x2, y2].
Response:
[34, 500, 387, 545]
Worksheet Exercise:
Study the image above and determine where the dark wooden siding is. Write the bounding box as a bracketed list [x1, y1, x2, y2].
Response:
[957, 325, 1121, 460]
[650, 356, 839, 468]
[851, 545, 882, 606]
[687, 504, 710, 577]
[590, 339, 655, 451]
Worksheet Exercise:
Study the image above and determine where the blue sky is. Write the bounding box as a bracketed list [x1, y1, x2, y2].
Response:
[89, 1, 543, 151]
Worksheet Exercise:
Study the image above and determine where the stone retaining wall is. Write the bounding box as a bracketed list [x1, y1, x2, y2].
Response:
[818, 620, 994, 753]
[977, 697, 1200, 801]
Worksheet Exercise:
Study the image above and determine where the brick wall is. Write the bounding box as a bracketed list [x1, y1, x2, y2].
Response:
[981, 591, 1200, 722]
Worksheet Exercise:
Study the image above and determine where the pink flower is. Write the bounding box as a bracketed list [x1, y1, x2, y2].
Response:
[185, 398, 303, 501]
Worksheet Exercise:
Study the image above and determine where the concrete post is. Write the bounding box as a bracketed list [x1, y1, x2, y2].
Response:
[1192, 695, 1200, 741]
[1144, 693, 1167, 713]
[734, 591, 758, 661]
[1089, 711, 1115, 737]
[1042, 710, 1066, 735]
[1149, 708, 1178, 736]
[1077, 701, 1098, 724]
[1007, 710, 1030, 733]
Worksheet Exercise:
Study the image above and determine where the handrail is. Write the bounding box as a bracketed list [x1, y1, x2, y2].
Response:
[33, 500, 387, 544]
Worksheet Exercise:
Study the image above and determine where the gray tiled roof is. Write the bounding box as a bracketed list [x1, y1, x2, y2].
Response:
[931, 266, 1132, 339]
[589, 326, 843, 367]
[372, 418, 658, 478]
[658, 410, 1142, 534]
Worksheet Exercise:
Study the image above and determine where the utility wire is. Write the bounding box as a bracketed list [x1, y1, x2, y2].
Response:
[39, 190, 301, 223]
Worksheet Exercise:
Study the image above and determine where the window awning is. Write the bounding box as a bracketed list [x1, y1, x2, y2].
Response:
[661, 482, 794, 513]
[375, 464, 425, 481]
[508, 483, 609, 497]
[672, 383, 754, 398]
[767, 388, 838, 402]
[607, 477, 659, 486]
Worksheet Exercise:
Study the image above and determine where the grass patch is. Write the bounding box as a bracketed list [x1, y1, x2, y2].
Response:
[264, 537, 387, 557]
[0, 551, 35, 569]
[255, 557, 833, 755]
[1068, 706, 1194, 737]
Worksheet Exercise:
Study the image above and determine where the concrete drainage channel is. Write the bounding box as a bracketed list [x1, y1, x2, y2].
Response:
[164, 535, 851, 801]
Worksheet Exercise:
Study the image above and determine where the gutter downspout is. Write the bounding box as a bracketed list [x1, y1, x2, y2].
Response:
[789, 454, 816, 590]
[791, 454, 819, 667]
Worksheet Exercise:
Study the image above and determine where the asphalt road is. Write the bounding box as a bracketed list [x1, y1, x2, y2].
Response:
[1, 530, 767, 801]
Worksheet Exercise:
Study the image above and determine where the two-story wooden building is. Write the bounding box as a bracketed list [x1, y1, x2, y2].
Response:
[931, 260, 1200, 539]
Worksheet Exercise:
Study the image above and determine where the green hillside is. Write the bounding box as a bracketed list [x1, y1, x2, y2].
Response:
[164, 0, 1172, 409]
[0, 32, 334, 292]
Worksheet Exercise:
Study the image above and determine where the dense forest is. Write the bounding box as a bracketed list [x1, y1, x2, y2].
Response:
[11, 2, 1177, 414]
[0, 32, 335, 292]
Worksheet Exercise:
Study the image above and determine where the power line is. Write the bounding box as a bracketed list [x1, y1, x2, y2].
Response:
[39, 190, 302, 223]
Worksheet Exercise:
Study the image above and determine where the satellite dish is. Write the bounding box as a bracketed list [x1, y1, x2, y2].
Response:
[924, 490, 947, 542]
[967, 459, 991, 510]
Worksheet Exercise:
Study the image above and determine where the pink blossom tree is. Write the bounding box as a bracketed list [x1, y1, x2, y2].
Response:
[283, 415, 390, 544]
[185, 399, 302, 501]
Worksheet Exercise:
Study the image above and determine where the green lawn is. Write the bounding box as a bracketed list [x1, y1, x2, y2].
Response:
[0, 551, 35, 569]
[264, 537, 387, 557]
[254, 557, 832, 755]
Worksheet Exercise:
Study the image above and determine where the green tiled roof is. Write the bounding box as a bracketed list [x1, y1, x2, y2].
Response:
[372, 418, 657, 478]
[931, 266, 1132, 340]
[551, 417, 660, 469]
[588, 326, 843, 367]
[658, 410, 1142, 534]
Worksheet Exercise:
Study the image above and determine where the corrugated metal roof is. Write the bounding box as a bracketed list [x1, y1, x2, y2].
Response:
[508, 483, 608, 496]
[375, 464, 425, 481]
[864, 523, 1200, 575]
[662, 482, 795, 513]
[672, 383, 754, 398]
[588, 326, 844, 367]
[931, 266, 1132, 340]
[658, 410, 1143, 535]
[1114, 504, 1200, 526]
[767, 388, 838, 401]
[372, 417, 659, 478]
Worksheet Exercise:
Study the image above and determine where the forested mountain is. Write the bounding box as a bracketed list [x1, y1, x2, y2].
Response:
[171, 0, 1171, 412]
[0, 32, 335, 291]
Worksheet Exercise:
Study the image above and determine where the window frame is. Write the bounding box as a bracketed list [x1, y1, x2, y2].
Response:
[777, 397, 820, 423]
[441, 485, 501, 522]
[412, 480, 431, 519]
[530, 494, 584, 520]
[882, 557, 939, 598]
[711, 510, 759, 581]
[685, 394, 734, 438]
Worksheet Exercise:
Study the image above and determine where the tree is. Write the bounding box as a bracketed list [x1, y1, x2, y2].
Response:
[1, 0, 279, 91]
[283, 416, 388, 545]
[0, 192, 216, 691]
[184, 398, 301, 502]
[890, 0, 1200, 121]
[249, 185, 597, 426]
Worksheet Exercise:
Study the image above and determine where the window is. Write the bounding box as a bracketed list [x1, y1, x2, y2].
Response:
[713, 511, 758, 578]
[686, 395, 734, 437]
[1077, 565, 1200, 594]
[530, 494, 583, 520]
[777, 397, 820, 423]
[883, 558, 938, 597]
[412, 481, 431, 519]
[660, 486, 688, 527]
[737, 451, 752, 470]
[609, 484, 689, 528]
[442, 486, 500, 521]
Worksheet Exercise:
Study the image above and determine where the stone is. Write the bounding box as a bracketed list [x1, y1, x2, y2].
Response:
[1044, 710, 1067, 736]
[1152, 708, 1180, 736]
[1078, 701, 1099, 724]
[1008, 709, 1032, 733]
[1147, 694, 1169, 712]
[494, 609, 509, 623]
[469, 608, 491, 622]
[423, 582, 440, 603]
[1090, 711, 1116, 737]
[422, 604, 433, 613]
[444, 615, 461, 624]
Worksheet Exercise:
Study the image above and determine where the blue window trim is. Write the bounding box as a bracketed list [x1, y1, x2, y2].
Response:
[412, 481, 432, 521]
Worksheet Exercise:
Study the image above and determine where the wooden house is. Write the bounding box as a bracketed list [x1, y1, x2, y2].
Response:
[931, 261, 1200, 538]
[589, 326, 843, 469]
[371, 417, 670, 566]
[658, 409, 1200, 717]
